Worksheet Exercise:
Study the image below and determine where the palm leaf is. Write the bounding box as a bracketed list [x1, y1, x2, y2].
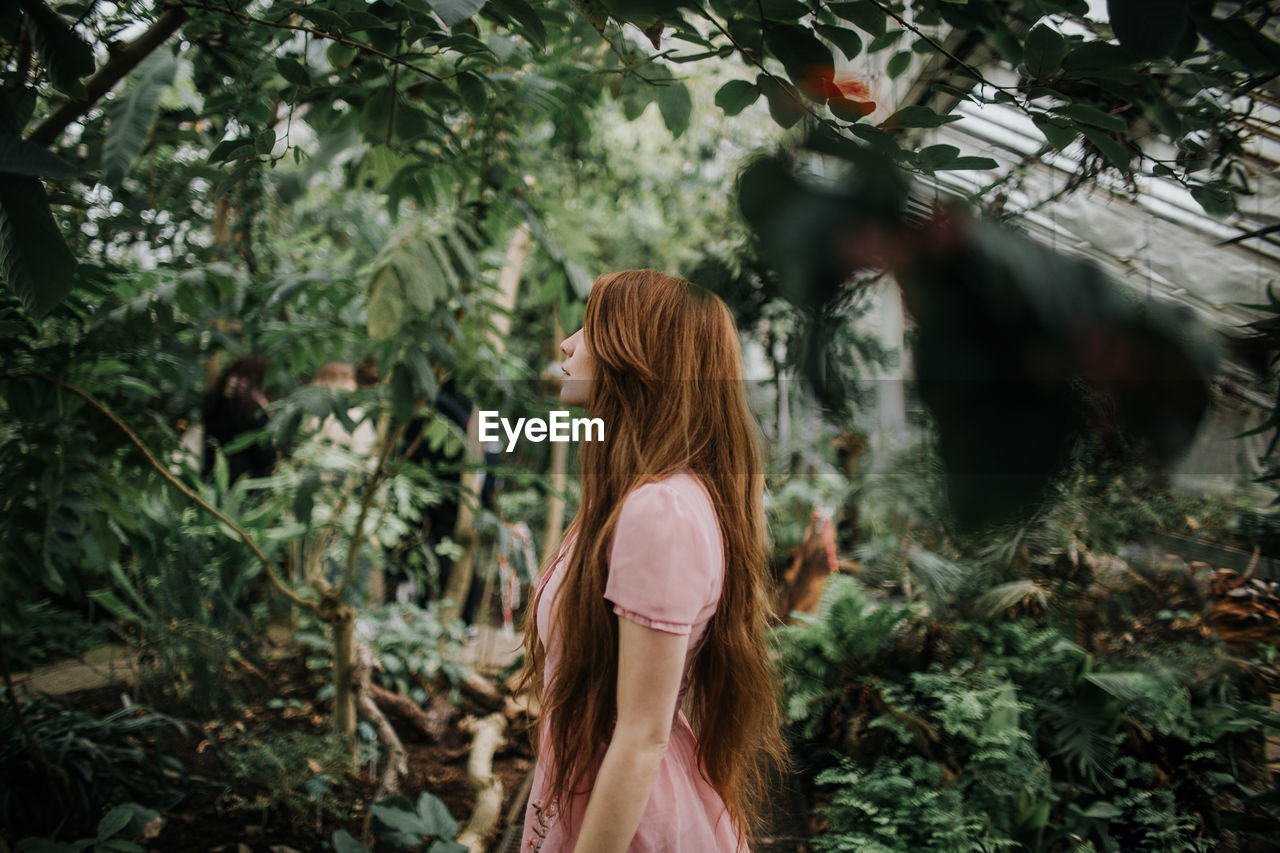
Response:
[103, 50, 178, 188]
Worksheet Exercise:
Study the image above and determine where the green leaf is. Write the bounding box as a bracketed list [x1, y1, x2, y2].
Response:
[332, 830, 370, 853]
[915, 143, 960, 170]
[255, 128, 276, 155]
[759, 0, 809, 21]
[1190, 184, 1236, 217]
[881, 104, 961, 129]
[765, 24, 834, 90]
[426, 841, 468, 853]
[88, 589, 137, 622]
[416, 792, 459, 838]
[715, 80, 759, 116]
[1108, 0, 1189, 60]
[657, 82, 692, 137]
[886, 50, 911, 79]
[490, 0, 546, 47]
[457, 71, 487, 113]
[362, 89, 396, 139]
[1023, 24, 1068, 77]
[828, 1, 887, 37]
[943, 155, 998, 170]
[372, 801, 433, 838]
[1196, 16, 1280, 69]
[298, 7, 349, 30]
[103, 50, 178, 188]
[1080, 126, 1131, 170]
[276, 56, 311, 87]
[207, 137, 255, 163]
[817, 25, 862, 60]
[1051, 103, 1127, 133]
[24, 0, 96, 98]
[97, 807, 134, 840]
[1032, 115, 1078, 150]
[757, 74, 806, 129]
[426, 0, 488, 27]
[0, 135, 81, 179]
[828, 95, 875, 122]
[367, 263, 405, 340]
[0, 175, 77, 317]
[1062, 40, 1131, 73]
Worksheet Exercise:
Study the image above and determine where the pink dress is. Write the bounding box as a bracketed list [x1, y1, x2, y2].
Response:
[520, 471, 749, 853]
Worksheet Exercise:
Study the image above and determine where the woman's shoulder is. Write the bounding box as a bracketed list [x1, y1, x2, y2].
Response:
[621, 471, 716, 520]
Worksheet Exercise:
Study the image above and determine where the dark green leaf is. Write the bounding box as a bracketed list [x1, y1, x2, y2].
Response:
[297, 7, 350, 30]
[828, 1, 886, 37]
[1052, 103, 1127, 133]
[942, 155, 998, 170]
[390, 366, 419, 424]
[0, 135, 81, 179]
[0, 175, 77, 317]
[427, 0, 488, 27]
[886, 50, 911, 79]
[457, 71, 487, 113]
[916, 143, 960, 170]
[657, 82, 692, 137]
[97, 806, 134, 840]
[1062, 41, 1130, 73]
[1023, 24, 1068, 77]
[1032, 115, 1078, 150]
[714, 79, 760, 116]
[1190, 184, 1236, 217]
[24, 0, 96, 98]
[255, 128, 277, 155]
[1195, 16, 1280, 70]
[829, 95, 875, 122]
[882, 104, 961, 128]
[362, 89, 397, 139]
[759, 0, 809, 21]
[103, 50, 177, 187]
[276, 56, 311, 86]
[207, 137, 254, 163]
[757, 74, 806, 129]
[490, 0, 546, 47]
[1080, 126, 1131, 170]
[817, 25, 862, 60]
[765, 25, 834, 91]
[1108, 0, 1189, 60]
[866, 29, 903, 53]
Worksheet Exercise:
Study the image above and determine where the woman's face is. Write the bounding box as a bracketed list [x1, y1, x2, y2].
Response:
[559, 327, 596, 408]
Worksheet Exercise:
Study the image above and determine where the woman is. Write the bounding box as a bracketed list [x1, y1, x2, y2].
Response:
[517, 270, 789, 852]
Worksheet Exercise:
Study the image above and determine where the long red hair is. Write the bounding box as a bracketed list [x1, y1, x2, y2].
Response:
[517, 270, 790, 842]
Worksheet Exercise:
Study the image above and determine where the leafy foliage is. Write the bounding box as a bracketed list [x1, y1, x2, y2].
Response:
[0, 698, 187, 842]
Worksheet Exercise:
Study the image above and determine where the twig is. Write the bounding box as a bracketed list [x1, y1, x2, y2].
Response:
[176, 0, 444, 82]
[355, 643, 408, 801]
[9, 371, 315, 612]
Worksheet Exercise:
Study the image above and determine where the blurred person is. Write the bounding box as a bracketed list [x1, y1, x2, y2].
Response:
[201, 354, 275, 484]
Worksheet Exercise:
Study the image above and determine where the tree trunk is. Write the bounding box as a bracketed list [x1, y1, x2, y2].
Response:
[443, 223, 533, 623]
[332, 605, 358, 737]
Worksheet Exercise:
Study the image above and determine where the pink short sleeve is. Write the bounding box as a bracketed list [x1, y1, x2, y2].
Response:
[604, 478, 723, 635]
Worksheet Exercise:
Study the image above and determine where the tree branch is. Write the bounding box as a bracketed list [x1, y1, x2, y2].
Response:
[27, 5, 190, 147]
[10, 372, 316, 612]
[176, 0, 444, 82]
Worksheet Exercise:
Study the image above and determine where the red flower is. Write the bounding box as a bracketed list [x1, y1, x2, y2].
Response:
[799, 66, 876, 118]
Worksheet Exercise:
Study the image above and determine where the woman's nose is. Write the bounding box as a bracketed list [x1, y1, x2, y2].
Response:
[560, 337, 572, 357]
